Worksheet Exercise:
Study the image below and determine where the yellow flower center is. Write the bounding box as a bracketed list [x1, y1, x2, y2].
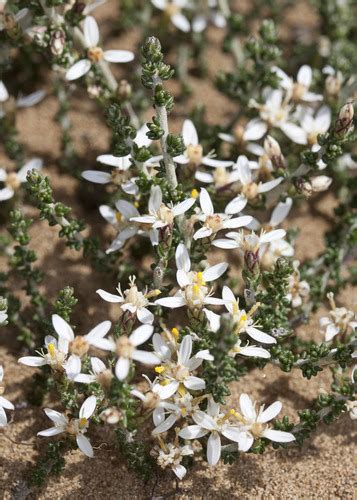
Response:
[87, 46, 103, 63]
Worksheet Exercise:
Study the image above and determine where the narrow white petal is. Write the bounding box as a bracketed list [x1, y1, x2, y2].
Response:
[129, 324, 154, 347]
[104, 50, 135, 63]
[199, 188, 214, 216]
[84, 15, 99, 47]
[66, 59, 91, 81]
[262, 429, 295, 442]
[81, 170, 111, 184]
[18, 356, 46, 367]
[202, 262, 228, 282]
[80, 395, 96, 419]
[96, 289, 123, 303]
[239, 393, 256, 421]
[246, 326, 276, 344]
[76, 434, 94, 457]
[179, 425, 208, 439]
[207, 432, 221, 466]
[132, 350, 159, 365]
[52, 314, 74, 341]
[152, 414, 178, 434]
[175, 243, 191, 272]
[258, 401, 282, 423]
[155, 297, 185, 308]
[38, 427, 64, 437]
[115, 357, 130, 380]
[225, 195, 248, 215]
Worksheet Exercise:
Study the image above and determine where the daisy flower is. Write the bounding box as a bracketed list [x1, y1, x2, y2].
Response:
[19, 334, 70, 372]
[96, 275, 160, 325]
[178, 398, 244, 466]
[319, 293, 356, 342]
[219, 118, 267, 156]
[0, 366, 15, 427]
[38, 396, 97, 458]
[152, 440, 194, 480]
[66, 16, 134, 81]
[286, 260, 310, 308]
[224, 156, 283, 214]
[151, 0, 191, 33]
[130, 185, 195, 245]
[235, 393, 295, 451]
[174, 119, 234, 169]
[0, 80, 45, 119]
[0, 158, 42, 201]
[72, 357, 113, 390]
[193, 188, 252, 240]
[99, 199, 147, 254]
[152, 333, 210, 399]
[108, 324, 159, 381]
[285, 106, 331, 149]
[272, 65, 323, 103]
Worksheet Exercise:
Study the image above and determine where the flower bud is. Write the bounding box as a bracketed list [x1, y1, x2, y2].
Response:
[117, 79, 132, 101]
[296, 178, 312, 197]
[325, 72, 343, 99]
[335, 102, 354, 135]
[310, 175, 332, 192]
[50, 29, 65, 56]
[264, 135, 285, 169]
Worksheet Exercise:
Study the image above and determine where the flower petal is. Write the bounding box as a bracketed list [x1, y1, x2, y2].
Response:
[104, 50, 135, 63]
[66, 59, 91, 81]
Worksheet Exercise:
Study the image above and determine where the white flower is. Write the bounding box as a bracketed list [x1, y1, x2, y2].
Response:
[272, 65, 323, 102]
[195, 164, 241, 189]
[97, 275, 160, 325]
[221, 286, 276, 344]
[99, 199, 147, 253]
[193, 188, 252, 240]
[82, 125, 152, 195]
[151, 334, 209, 399]
[319, 293, 356, 342]
[286, 260, 310, 308]
[284, 106, 331, 148]
[229, 338, 271, 359]
[0, 366, 15, 427]
[72, 357, 113, 389]
[0, 158, 42, 201]
[66, 16, 134, 81]
[108, 324, 159, 381]
[175, 120, 234, 169]
[219, 118, 267, 156]
[151, 0, 191, 33]
[224, 156, 283, 214]
[50, 314, 112, 357]
[38, 396, 97, 458]
[130, 185, 195, 245]
[213, 228, 286, 256]
[251, 89, 309, 145]
[19, 334, 70, 371]
[0, 310, 8, 325]
[175, 242, 228, 289]
[235, 394, 295, 451]
[178, 398, 243, 466]
[152, 441, 193, 480]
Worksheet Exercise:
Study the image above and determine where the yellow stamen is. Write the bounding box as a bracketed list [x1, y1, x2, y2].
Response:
[171, 327, 179, 340]
[248, 302, 260, 318]
[79, 417, 87, 428]
[155, 366, 166, 374]
[115, 212, 122, 222]
[193, 285, 200, 295]
[197, 272, 206, 286]
[178, 384, 187, 397]
[146, 289, 161, 299]
[160, 379, 170, 386]
[47, 343, 56, 358]
[191, 188, 199, 199]
[134, 201, 139, 208]
[181, 407, 187, 417]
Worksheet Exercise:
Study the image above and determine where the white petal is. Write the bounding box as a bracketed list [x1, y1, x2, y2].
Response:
[199, 188, 214, 216]
[178, 335, 192, 365]
[202, 158, 233, 168]
[64, 355, 81, 380]
[76, 434, 94, 457]
[115, 199, 139, 219]
[172, 197, 195, 217]
[80, 395, 96, 419]
[154, 381, 179, 399]
[66, 59, 91, 81]
[0, 81, 9, 102]
[152, 414, 178, 434]
[104, 50, 135, 63]
[149, 185, 162, 213]
[280, 123, 307, 145]
[207, 432, 221, 466]
[175, 243, 190, 272]
[236, 156, 252, 184]
[222, 426, 244, 443]
[244, 119, 267, 141]
[129, 324, 154, 347]
[0, 396, 14, 411]
[182, 119, 198, 146]
[315, 106, 331, 132]
[270, 198, 292, 226]
[192, 15, 207, 33]
[96, 289, 123, 303]
[239, 393, 256, 421]
[86, 321, 111, 344]
[38, 427, 64, 437]
[262, 429, 295, 443]
[172, 13, 191, 32]
[52, 314, 74, 341]
[224, 215, 253, 229]
[137, 307, 154, 325]
[18, 356, 46, 367]
[43, 408, 67, 426]
[246, 326, 276, 344]
[212, 239, 238, 249]
[173, 464, 187, 480]
[184, 376, 205, 391]
[258, 177, 283, 193]
[179, 425, 208, 439]
[155, 297, 185, 308]
[237, 430, 254, 451]
[193, 410, 217, 431]
[81, 170, 111, 184]
[99, 205, 116, 225]
[202, 262, 228, 282]
[258, 401, 282, 423]
[218, 133, 235, 144]
[0, 187, 14, 201]
[115, 357, 130, 380]
[225, 195, 248, 215]
[260, 229, 286, 243]
[97, 154, 131, 168]
[84, 15, 99, 47]
[132, 350, 159, 365]
[297, 65, 312, 87]
[195, 171, 214, 183]
[193, 226, 213, 240]
[17, 90, 46, 108]
[240, 346, 271, 358]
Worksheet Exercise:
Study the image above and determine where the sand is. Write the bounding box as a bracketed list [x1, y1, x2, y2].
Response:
[1, 1, 356, 498]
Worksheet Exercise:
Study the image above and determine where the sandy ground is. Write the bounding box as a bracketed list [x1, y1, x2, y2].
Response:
[1, 1, 356, 498]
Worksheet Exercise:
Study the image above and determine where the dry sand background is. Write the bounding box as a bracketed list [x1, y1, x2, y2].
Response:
[0, 1, 356, 498]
